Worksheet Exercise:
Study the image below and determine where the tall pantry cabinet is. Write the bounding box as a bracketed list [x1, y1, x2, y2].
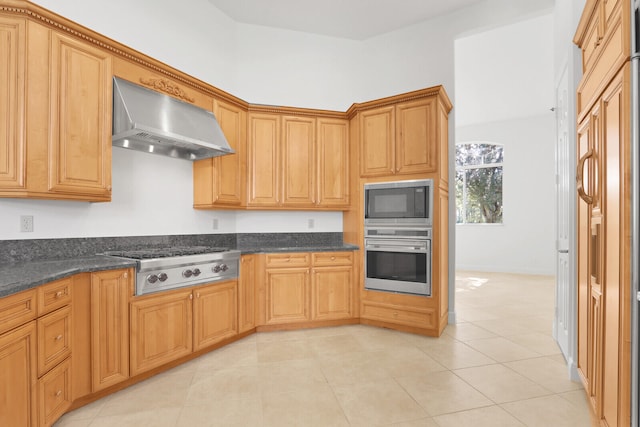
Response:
[574, 0, 631, 425]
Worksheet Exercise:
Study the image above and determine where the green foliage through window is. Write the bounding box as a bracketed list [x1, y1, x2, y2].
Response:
[455, 143, 503, 224]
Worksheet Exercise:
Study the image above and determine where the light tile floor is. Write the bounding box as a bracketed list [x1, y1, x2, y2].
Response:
[55, 271, 598, 426]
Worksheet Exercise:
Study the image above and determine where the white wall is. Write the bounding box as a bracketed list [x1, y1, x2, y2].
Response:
[1, 0, 554, 241]
[453, 12, 556, 275]
[455, 114, 556, 274]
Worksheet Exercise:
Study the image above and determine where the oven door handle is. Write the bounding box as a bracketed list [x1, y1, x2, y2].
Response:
[365, 242, 428, 253]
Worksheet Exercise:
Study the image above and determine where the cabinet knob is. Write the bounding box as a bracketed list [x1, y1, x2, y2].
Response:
[331, 256, 336, 260]
[124, 272, 128, 279]
[55, 390, 62, 397]
[55, 334, 63, 341]
[55, 291, 63, 298]
[190, 293, 194, 300]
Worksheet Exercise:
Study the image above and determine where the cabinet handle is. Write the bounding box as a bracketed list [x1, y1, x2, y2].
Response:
[55, 334, 63, 341]
[576, 149, 594, 204]
[55, 291, 63, 298]
[330, 256, 336, 261]
[196, 292, 200, 299]
[124, 272, 128, 279]
[55, 390, 62, 397]
[190, 293, 194, 300]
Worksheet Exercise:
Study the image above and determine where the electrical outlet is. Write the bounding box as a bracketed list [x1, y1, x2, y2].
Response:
[20, 215, 34, 232]
[308, 218, 315, 229]
[212, 218, 219, 230]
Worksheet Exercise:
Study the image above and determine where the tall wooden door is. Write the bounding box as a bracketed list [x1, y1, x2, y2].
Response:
[247, 113, 280, 206]
[281, 116, 315, 206]
[48, 32, 112, 199]
[0, 17, 25, 190]
[317, 118, 349, 207]
[91, 269, 131, 392]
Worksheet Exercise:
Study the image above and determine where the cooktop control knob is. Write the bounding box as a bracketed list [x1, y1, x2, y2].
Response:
[212, 264, 221, 273]
[182, 269, 193, 278]
[192, 268, 201, 277]
[147, 274, 159, 284]
[158, 273, 168, 282]
[220, 264, 228, 272]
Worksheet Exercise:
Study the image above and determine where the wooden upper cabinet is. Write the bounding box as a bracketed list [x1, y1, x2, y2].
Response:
[246, 112, 350, 209]
[193, 99, 246, 208]
[282, 116, 316, 206]
[0, 17, 26, 191]
[48, 31, 112, 200]
[317, 118, 349, 207]
[360, 99, 438, 177]
[360, 106, 395, 176]
[396, 98, 437, 174]
[248, 113, 281, 206]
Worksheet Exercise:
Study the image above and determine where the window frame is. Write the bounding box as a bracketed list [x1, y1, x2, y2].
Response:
[455, 141, 504, 225]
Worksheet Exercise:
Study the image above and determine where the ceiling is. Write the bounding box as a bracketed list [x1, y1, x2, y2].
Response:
[207, 0, 487, 40]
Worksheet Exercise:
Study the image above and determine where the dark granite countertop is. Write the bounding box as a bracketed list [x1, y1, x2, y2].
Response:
[0, 244, 359, 298]
[0, 256, 137, 298]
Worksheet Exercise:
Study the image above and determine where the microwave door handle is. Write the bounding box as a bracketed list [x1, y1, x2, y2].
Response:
[366, 244, 427, 253]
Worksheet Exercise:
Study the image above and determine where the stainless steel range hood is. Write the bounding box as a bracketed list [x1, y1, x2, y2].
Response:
[112, 77, 234, 161]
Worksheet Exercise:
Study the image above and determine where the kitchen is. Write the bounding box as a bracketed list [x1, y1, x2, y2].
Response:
[0, 0, 620, 426]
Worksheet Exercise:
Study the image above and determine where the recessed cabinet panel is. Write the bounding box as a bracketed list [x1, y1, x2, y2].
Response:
[248, 113, 280, 206]
[193, 281, 238, 351]
[311, 267, 352, 321]
[360, 106, 395, 176]
[317, 118, 349, 207]
[396, 99, 436, 174]
[0, 17, 25, 190]
[265, 268, 310, 324]
[48, 32, 112, 198]
[282, 116, 315, 206]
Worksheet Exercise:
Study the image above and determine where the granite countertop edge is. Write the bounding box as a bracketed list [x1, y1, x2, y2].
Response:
[0, 245, 359, 298]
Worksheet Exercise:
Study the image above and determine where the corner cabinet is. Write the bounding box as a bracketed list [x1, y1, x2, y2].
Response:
[246, 111, 350, 210]
[0, 13, 112, 202]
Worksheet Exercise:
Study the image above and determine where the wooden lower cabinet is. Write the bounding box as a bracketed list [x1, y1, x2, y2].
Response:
[130, 289, 193, 376]
[37, 305, 71, 377]
[0, 321, 37, 427]
[38, 357, 71, 427]
[91, 269, 131, 392]
[261, 252, 355, 325]
[130, 280, 239, 375]
[193, 281, 238, 351]
[239, 255, 257, 333]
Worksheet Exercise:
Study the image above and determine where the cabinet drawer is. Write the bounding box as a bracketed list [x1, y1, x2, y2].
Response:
[37, 306, 72, 377]
[312, 252, 353, 266]
[38, 357, 71, 427]
[265, 252, 310, 268]
[361, 301, 435, 329]
[0, 289, 37, 336]
[37, 277, 72, 316]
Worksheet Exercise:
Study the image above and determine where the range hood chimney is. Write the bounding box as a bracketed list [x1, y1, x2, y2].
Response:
[112, 77, 234, 161]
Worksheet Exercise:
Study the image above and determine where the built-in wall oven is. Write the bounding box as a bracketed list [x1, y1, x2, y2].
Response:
[363, 179, 433, 296]
[364, 226, 432, 296]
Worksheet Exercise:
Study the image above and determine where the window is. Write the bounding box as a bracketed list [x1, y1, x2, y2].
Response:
[455, 142, 503, 224]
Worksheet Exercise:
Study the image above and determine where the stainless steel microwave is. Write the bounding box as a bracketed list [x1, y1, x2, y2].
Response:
[364, 179, 433, 226]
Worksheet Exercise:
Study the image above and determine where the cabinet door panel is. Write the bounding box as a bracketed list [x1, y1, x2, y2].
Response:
[38, 357, 71, 427]
[0, 322, 36, 427]
[396, 99, 436, 174]
[282, 116, 315, 206]
[91, 269, 130, 391]
[317, 118, 349, 207]
[193, 281, 238, 351]
[360, 106, 394, 177]
[265, 268, 309, 324]
[239, 255, 257, 333]
[37, 306, 71, 377]
[248, 113, 280, 206]
[0, 17, 25, 190]
[48, 32, 111, 199]
[130, 290, 192, 376]
[311, 266, 352, 320]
